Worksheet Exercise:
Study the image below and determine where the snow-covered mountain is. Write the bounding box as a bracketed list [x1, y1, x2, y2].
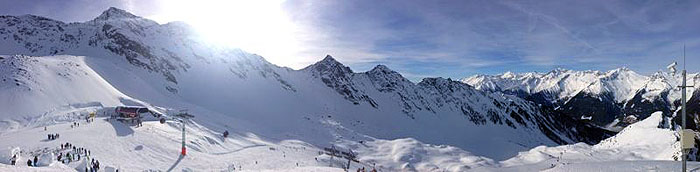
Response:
[1, 7, 697, 171]
[463, 67, 699, 131]
[0, 7, 624, 171]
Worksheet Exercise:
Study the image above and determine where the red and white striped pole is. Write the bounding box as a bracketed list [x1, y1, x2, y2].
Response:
[181, 120, 186, 156]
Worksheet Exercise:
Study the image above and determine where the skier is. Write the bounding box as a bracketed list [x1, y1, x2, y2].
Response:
[27, 159, 32, 167]
[10, 154, 16, 165]
[223, 130, 229, 138]
[33, 156, 37, 166]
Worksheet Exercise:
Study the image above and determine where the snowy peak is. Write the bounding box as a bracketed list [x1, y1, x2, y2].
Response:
[321, 54, 338, 63]
[548, 67, 572, 75]
[501, 71, 516, 79]
[318, 55, 345, 68]
[304, 55, 353, 74]
[367, 64, 408, 82]
[584, 67, 646, 101]
[93, 7, 142, 21]
[369, 64, 392, 73]
[366, 64, 410, 81]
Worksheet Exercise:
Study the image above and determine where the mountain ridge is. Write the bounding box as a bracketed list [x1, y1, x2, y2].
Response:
[462, 67, 698, 131]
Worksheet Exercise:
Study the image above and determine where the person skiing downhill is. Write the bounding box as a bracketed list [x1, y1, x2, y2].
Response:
[223, 130, 229, 138]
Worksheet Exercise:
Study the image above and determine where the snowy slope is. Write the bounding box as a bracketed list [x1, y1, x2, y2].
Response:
[466, 111, 688, 171]
[0, 112, 346, 171]
[0, 55, 135, 125]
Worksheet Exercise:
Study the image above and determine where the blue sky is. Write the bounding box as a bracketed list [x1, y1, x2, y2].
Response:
[2, 0, 699, 81]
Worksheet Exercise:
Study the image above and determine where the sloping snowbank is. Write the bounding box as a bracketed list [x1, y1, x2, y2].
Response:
[496, 111, 680, 169]
[355, 138, 496, 171]
[0, 55, 131, 121]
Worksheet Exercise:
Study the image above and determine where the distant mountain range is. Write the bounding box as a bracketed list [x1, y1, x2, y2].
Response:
[462, 67, 699, 131]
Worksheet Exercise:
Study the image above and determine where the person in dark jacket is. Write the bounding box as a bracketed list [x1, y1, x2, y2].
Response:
[27, 159, 32, 166]
[33, 156, 38, 166]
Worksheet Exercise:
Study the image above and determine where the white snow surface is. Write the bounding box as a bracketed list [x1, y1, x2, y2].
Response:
[0, 55, 131, 120]
[468, 111, 687, 171]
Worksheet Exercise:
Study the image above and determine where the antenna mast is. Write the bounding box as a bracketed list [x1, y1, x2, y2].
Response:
[681, 44, 691, 172]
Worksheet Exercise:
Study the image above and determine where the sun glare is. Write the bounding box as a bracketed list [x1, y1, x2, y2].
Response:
[148, 0, 303, 68]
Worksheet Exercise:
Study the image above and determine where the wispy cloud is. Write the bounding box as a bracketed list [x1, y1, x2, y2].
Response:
[1, 0, 699, 80]
[283, 0, 700, 79]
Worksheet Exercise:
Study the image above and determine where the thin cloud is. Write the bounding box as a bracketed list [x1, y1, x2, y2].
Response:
[1, 0, 699, 78]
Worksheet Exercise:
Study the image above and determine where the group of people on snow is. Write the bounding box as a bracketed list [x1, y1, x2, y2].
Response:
[57, 142, 91, 164]
[47, 133, 60, 140]
[70, 121, 80, 128]
[26, 156, 38, 167]
[356, 167, 377, 172]
[9, 153, 39, 167]
[9, 154, 17, 165]
[86, 112, 96, 123]
[87, 158, 101, 172]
